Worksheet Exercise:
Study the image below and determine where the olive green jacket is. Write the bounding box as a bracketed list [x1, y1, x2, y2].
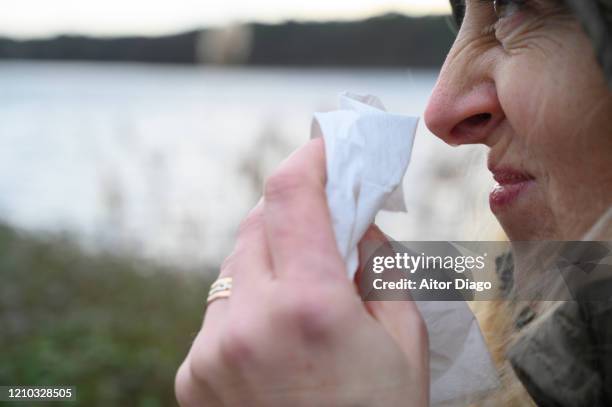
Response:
[495, 252, 612, 407]
[507, 299, 612, 406]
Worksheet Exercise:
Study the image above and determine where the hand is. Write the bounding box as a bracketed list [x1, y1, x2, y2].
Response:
[175, 138, 429, 407]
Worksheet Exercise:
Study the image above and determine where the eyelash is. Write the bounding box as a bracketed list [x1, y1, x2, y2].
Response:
[491, 0, 528, 19]
[452, 0, 529, 30]
[478, 0, 529, 35]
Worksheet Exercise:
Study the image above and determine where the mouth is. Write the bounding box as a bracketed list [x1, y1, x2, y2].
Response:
[488, 167, 536, 212]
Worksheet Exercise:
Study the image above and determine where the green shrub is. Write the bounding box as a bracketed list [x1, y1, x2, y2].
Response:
[0, 224, 213, 406]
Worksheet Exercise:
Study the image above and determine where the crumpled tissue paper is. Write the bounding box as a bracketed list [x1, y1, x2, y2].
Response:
[311, 92, 500, 406]
[311, 92, 416, 279]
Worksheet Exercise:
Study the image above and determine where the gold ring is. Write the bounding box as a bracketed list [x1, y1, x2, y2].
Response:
[207, 277, 232, 304]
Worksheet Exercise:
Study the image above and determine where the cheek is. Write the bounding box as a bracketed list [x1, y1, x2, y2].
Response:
[495, 58, 571, 170]
[495, 44, 612, 232]
[494, 23, 610, 175]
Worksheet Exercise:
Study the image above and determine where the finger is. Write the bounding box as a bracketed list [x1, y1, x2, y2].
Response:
[357, 230, 428, 381]
[263, 138, 345, 280]
[204, 199, 271, 328]
[355, 224, 391, 286]
[175, 357, 223, 407]
[366, 300, 426, 351]
[356, 225, 411, 302]
[367, 299, 430, 405]
[191, 258, 265, 405]
[226, 198, 273, 282]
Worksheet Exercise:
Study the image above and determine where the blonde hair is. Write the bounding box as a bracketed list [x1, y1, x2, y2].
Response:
[472, 208, 612, 406]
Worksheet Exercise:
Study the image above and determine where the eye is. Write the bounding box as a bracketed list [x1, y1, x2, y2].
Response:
[493, 0, 527, 19]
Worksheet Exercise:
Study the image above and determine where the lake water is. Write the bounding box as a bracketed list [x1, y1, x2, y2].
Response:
[0, 62, 501, 270]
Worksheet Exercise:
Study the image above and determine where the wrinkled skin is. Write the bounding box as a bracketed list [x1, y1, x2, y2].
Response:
[425, 0, 612, 241]
[175, 1, 612, 405]
[175, 139, 429, 407]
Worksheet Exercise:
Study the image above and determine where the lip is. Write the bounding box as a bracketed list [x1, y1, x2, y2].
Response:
[488, 167, 536, 212]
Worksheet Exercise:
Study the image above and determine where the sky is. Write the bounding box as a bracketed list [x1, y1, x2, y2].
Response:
[0, 0, 452, 38]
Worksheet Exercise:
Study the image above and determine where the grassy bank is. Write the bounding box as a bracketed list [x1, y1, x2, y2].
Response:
[0, 224, 213, 406]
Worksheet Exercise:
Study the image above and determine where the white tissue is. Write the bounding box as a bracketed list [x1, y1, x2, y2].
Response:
[419, 301, 500, 406]
[311, 92, 418, 279]
[311, 93, 499, 406]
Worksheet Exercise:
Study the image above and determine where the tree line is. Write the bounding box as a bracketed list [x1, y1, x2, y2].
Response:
[0, 14, 456, 67]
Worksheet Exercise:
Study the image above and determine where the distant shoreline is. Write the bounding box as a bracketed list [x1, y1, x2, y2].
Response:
[0, 13, 454, 67]
[0, 59, 442, 73]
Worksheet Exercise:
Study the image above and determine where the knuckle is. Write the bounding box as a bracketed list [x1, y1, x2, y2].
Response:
[219, 251, 238, 274]
[189, 336, 222, 384]
[177, 354, 223, 407]
[263, 170, 304, 202]
[222, 208, 263, 273]
[175, 361, 192, 405]
[411, 313, 429, 347]
[237, 209, 263, 238]
[219, 326, 256, 368]
[278, 291, 339, 342]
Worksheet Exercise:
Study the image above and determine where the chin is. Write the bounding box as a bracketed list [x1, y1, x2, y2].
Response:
[493, 194, 558, 241]
[500, 218, 557, 241]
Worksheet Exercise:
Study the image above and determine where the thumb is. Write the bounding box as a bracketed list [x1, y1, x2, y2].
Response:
[366, 299, 430, 405]
[357, 225, 429, 388]
[355, 224, 391, 287]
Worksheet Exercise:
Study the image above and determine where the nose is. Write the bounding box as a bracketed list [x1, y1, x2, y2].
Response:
[424, 63, 504, 147]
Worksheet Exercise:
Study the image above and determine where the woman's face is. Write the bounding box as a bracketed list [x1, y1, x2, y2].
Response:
[425, 0, 612, 240]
